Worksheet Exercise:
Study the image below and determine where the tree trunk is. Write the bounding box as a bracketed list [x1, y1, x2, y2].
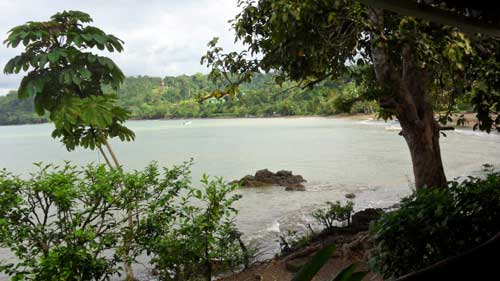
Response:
[399, 110, 447, 189]
[368, 8, 448, 190]
[100, 139, 135, 281]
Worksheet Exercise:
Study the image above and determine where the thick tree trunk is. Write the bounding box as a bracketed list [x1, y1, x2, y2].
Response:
[368, 8, 448, 190]
[399, 110, 447, 189]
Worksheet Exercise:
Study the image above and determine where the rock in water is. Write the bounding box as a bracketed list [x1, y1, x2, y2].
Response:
[232, 169, 306, 191]
[345, 193, 356, 199]
[254, 169, 275, 182]
[285, 184, 306, 191]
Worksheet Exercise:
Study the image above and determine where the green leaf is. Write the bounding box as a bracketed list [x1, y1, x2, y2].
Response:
[292, 245, 336, 281]
[194, 189, 203, 199]
[48, 51, 60, 63]
[348, 272, 368, 281]
[333, 264, 356, 281]
[39, 54, 48, 68]
[3, 10, 132, 151]
[79, 68, 92, 80]
[93, 34, 107, 45]
[34, 94, 45, 116]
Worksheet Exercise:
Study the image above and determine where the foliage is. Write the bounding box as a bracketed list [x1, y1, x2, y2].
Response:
[331, 264, 368, 281]
[0, 91, 48, 125]
[293, 245, 336, 281]
[0, 162, 126, 281]
[278, 229, 314, 257]
[292, 245, 368, 281]
[0, 161, 249, 281]
[2, 10, 134, 150]
[312, 201, 354, 229]
[202, 0, 500, 131]
[370, 166, 500, 279]
[331, 82, 371, 114]
[0, 72, 377, 125]
[137, 169, 248, 281]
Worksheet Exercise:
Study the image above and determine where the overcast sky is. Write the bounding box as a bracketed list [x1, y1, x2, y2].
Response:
[0, 0, 242, 95]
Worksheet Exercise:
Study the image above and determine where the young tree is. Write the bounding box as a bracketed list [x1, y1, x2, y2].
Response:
[202, 0, 500, 190]
[3, 10, 136, 280]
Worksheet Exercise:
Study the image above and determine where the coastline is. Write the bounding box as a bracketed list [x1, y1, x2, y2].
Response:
[0, 112, 483, 129]
[0, 114, 372, 127]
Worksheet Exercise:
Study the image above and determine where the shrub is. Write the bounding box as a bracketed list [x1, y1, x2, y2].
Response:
[0, 161, 249, 281]
[278, 230, 314, 257]
[370, 168, 500, 279]
[312, 201, 354, 229]
[138, 174, 249, 281]
[0, 163, 125, 281]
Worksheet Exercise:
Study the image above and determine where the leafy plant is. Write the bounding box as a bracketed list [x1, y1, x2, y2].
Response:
[0, 162, 126, 281]
[0, 160, 249, 281]
[3, 10, 134, 151]
[278, 230, 314, 257]
[138, 173, 249, 281]
[293, 245, 368, 281]
[312, 201, 354, 229]
[293, 245, 336, 281]
[3, 10, 140, 279]
[371, 167, 500, 279]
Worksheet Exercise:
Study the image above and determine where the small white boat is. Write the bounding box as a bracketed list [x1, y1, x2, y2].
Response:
[182, 121, 192, 126]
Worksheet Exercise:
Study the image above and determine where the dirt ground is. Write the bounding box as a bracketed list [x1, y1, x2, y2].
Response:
[220, 228, 383, 281]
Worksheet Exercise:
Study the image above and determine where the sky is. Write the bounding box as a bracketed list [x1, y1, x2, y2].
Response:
[0, 0, 242, 95]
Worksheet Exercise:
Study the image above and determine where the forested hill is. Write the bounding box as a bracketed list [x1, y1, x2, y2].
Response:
[0, 73, 375, 125]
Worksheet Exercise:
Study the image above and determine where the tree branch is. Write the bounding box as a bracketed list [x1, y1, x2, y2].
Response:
[360, 0, 500, 38]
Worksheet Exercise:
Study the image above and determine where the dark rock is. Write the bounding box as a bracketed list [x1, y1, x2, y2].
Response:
[341, 231, 375, 260]
[254, 169, 275, 182]
[285, 183, 306, 191]
[345, 193, 356, 199]
[241, 175, 267, 187]
[351, 208, 383, 231]
[385, 202, 401, 210]
[233, 169, 306, 190]
[241, 175, 255, 182]
[276, 170, 292, 177]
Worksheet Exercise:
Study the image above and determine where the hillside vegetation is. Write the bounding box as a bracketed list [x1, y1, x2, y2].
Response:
[0, 73, 375, 125]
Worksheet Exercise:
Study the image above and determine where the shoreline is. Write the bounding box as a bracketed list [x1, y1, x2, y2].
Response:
[0, 112, 483, 129]
[0, 113, 374, 127]
[129, 113, 376, 122]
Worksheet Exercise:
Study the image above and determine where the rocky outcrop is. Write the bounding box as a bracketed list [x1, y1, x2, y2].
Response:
[221, 208, 385, 281]
[282, 209, 383, 274]
[351, 208, 383, 231]
[232, 169, 306, 191]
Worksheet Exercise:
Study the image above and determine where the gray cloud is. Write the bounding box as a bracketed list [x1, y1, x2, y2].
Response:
[0, 0, 242, 93]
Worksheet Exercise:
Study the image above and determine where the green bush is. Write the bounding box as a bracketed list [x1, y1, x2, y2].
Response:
[0, 161, 249, 281]
[370, 167, 500, 279]
[278, 230, 314, 257]
[138, 174, 249, 281]
[312, 201, 354, 229]
[0, 163, 125, 280]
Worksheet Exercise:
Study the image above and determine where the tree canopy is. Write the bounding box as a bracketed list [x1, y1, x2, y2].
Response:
[3, 10, 134, 150]
[204, 0, 498, 132]
[202, 0, 500, 189]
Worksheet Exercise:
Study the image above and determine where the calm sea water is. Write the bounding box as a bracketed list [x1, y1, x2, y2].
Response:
[1, 117, 499, 273]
